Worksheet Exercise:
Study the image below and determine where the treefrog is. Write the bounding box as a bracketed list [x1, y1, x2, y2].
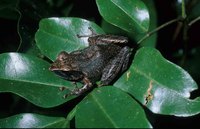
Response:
[49, 27, 131, 96]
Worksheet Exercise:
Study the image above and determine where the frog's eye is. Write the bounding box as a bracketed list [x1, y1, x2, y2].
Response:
[57, 51, 69, 60]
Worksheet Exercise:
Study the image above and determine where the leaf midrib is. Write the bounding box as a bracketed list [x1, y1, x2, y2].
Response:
[91, 93, 119, 128]
[132, 66, 190, 99]
[111, 0, 148, 32]
[0, 77, 69, 88]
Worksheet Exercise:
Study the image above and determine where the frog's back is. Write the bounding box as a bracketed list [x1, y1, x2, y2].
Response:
[76, 44, 121, 83]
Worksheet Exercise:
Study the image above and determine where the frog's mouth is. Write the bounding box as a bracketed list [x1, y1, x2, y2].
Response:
[49, 65, 71, 71]
[53, 70, 69, 78]
[52, 70, 84, 81]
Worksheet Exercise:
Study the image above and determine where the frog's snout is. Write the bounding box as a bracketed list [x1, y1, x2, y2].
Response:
[49, 64, 56, 71]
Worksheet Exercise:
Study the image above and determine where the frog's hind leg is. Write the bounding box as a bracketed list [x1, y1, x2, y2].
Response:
[100, 46, 131, 86]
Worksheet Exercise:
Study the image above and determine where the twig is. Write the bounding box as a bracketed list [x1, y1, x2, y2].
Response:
[188, 16, 200, 26]
[181, 0, 187, 19]
[137, 18, 182, 44]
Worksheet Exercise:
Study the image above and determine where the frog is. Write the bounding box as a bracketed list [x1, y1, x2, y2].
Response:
[49, 27, 131, 97]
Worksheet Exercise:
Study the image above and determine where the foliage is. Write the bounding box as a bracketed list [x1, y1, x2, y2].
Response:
[0, 0, 200, 128]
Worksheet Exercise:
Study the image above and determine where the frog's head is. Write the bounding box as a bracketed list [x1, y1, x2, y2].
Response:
[49, 51, 74, 72]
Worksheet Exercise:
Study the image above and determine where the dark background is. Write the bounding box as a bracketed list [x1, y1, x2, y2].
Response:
[0, 0, 200, 128]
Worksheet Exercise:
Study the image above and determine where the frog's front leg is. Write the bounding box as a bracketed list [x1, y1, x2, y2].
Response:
[69, 77, 93, 96]
[100, 46, 131, 86]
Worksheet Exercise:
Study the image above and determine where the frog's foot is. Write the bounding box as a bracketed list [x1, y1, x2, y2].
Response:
[59, 81, 78, 99]
[71, 81, 79, 88]
[58, 86, 72, 99]
[97, 82, 104, 87]
[77, 27, 97, 38]
[59, 82, 80, 98]
[69, 77, 93, 96]
[69, 84, 92, 96]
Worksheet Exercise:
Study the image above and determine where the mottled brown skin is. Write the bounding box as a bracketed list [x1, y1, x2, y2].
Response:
[49, 28, 131, 96]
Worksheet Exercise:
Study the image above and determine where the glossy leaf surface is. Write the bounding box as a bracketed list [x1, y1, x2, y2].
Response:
[76, 87, 152, 128]
[114, 47, 200, 116]
[0, 53, 75, 108]
[137, 0, 157, 47]
[35, 17, 104, 61]
[0, 113, 69, 128]
[96, 0, 150, 33]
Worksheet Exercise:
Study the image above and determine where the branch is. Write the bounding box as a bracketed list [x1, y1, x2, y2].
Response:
[188, 16, 200, 26]
[137, 18, 182, 44]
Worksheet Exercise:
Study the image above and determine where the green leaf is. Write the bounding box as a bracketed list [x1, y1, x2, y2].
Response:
[0, 113, 69, 128]
[114, 47, 200, 116]
[101, 19, 127, 36]
[0, 53, 75, 108]
[99, 0, 156, 47]
[137, 0, 157, 47]
[96, 0, 150, 33]
[35, 17, 104, 61]
[76, 87, 152, 128]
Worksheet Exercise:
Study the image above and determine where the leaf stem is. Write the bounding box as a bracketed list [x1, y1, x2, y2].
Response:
[137, 18, 182, 44]
[180, 20, 189, 66]
[15, 0, 22, 52]
[181, 0, 187, 19]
